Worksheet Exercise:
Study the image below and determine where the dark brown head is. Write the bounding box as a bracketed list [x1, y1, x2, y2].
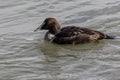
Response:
[34, 18, 61, 34]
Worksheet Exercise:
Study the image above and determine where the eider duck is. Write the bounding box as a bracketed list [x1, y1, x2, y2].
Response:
[34, 18, 115, 44]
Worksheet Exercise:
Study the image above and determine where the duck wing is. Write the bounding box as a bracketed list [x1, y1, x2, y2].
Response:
[53, 26, 108, 44]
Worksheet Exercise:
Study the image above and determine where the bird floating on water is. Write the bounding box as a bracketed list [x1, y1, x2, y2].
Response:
[34, 18, 115, 44]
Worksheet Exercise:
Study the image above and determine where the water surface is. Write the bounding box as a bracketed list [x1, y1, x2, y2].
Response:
[0, 0, 120, 80]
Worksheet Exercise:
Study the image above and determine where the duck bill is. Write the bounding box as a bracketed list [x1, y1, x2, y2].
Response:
[34, 26, 41, 32]
[34, 22, 45, 32]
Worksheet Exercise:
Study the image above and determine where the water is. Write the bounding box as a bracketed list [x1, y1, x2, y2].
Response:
[0, 0, 120, 80]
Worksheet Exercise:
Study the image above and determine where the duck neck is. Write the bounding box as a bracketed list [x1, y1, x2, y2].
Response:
[49, 28, 60, 35]
[44, 31, 55, 41]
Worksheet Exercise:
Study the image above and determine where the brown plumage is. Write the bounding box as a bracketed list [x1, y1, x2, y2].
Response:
[34, 18, 115, 44]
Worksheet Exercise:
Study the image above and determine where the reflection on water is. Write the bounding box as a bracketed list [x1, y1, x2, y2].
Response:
[0, 0, 120, 80]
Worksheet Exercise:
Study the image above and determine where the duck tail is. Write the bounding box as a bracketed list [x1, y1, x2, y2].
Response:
[105, 35, 116, 39]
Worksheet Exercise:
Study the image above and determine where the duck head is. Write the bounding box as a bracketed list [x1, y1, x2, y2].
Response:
[34, 18, 61, 35]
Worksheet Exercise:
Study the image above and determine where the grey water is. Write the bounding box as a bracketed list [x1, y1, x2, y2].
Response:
[0, 0, 120, 80]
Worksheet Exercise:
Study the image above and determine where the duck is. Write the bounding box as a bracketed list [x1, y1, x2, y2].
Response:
[34, 18, 115, 44]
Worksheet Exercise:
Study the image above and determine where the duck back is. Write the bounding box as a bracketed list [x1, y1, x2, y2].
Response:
[52, 26, 108, 44]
